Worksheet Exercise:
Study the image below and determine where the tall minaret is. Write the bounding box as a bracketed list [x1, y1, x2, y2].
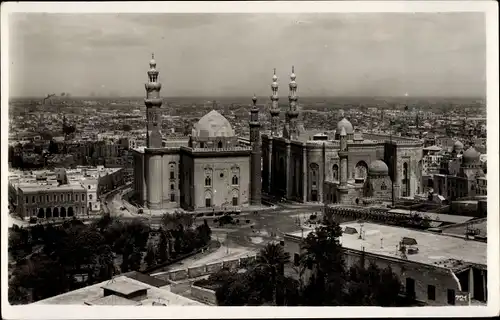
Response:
[338, 127, 349, 203]
[339, 127, 348, 187]
[144, 53, 163, 148]
[285, 66, 300, 140]
[269, 69, 280, 137]
[249, 94, 262, 205]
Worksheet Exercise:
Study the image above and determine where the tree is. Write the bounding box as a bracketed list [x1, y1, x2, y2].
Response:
[345, 263, 402, 306]
[256, 242, 290, 305]
[128, 247, 143, 271]
[161, 212, 194, 231]
[299, 221, 346, 306]
[157, 228, 170, 262]
[144, 243, 157, 268]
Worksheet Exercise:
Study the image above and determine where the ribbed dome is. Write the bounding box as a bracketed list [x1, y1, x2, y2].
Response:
[462, 146, 480, 164]
[453, 140, 464, 151]
[193, 110, 235, 138]
[337, 118, 354, 135]
[368, 160, 389, 175]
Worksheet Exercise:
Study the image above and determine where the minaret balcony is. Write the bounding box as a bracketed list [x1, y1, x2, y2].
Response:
[145, 83, 162, 91]
[249, 121, 261, 127]
[270, 109, 280, 116]
[144, 98, 163, 106]
[287, 110, 299, 117]
[288, 95, 298, 101]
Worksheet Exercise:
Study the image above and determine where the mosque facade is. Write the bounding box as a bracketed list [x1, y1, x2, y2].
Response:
[133, 56, 424, 211]
[132, 56, 261, 211]
[262, 68, 425, 205]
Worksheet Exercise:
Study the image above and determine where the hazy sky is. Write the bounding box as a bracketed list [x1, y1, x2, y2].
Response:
[9, 13, 486, 98]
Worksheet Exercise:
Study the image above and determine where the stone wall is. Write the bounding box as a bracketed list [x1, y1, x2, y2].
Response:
[153, 255, 257, 282]
[190, 285, 217, 305]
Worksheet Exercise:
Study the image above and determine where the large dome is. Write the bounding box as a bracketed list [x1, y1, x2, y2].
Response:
[337, 118, 354, 135]
[462, 146, 480, 164]
[193, 110, 235, 138]
[368, 160, 389, 175]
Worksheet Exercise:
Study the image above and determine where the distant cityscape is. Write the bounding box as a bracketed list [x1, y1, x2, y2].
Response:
[5, 9, 490, 313]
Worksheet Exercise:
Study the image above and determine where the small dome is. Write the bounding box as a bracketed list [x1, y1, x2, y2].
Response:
[368, 160, 389, 175]
[290, 73, 296, 81]
[337, 118, 354, 135]
[462, 146, 480, 164]
[271, 81, 278, 89]
[193, 110, 235, 138]
[453, 140, 464, 151]
[272, 74, 278, 82]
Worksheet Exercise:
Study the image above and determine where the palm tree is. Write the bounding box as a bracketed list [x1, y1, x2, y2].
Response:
[256, 242, 290, 305]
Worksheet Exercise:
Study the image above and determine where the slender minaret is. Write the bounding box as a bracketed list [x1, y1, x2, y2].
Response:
[339, 127, 348, 187]
[338, 127, 349, 204]
[269, 69, 280, 137]
[285, 66, 300, 140]
[144, 53, 163, 148]
[249, 94, 262, 205]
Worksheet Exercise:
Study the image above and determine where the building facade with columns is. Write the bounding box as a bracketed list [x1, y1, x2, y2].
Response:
[262, 67, 424, 205]
[132, 56, 262, 211]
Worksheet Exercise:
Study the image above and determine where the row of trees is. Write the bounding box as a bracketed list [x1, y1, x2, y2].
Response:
[8, 212, 212, 305]
[209, 221, 403, 306]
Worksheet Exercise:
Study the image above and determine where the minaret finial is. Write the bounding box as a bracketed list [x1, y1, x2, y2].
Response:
[292, 65, 294, 73]
[274, 68, 276, 75]
[152, 52, 155, 59]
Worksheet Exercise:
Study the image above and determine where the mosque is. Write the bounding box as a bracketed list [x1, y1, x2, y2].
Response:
[132, 56, 262, 211]
[132, 56, 424, 211]
[261, 69, 424, 205]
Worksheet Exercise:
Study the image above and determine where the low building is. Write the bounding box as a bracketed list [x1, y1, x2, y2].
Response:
[17, 183, 87, 219]
[283, 222, 487, 306]
[34, 274, 205, 306]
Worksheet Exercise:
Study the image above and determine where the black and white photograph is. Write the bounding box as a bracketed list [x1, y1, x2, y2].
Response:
[1, 1, 498, 319]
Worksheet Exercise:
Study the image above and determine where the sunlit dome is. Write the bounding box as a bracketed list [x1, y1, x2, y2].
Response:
[192, 110, 235, 138]
[368, 160, 389, 176]
[337, 118, 354, 135]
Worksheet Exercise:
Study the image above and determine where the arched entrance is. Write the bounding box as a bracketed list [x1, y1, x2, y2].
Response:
[46, 207, 52, 218]
[37, 208, 45, 218]
[68, 207, 74, 217]
[53, 207, 59, 218]
[355, 161, 368, 183]
[60, 207, 67, 218]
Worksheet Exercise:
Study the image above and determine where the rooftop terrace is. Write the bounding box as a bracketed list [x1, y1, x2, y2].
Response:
[287, 222, 487, 269]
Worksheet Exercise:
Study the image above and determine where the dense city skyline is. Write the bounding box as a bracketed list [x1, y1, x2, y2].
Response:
[9, 12, 486, 98]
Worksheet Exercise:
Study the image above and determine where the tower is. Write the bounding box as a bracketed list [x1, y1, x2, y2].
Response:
[269, 69, 280, 137]
[338, 127, 349, 203]
[249, 94, 262, 205]
[144, 53, 163, 148]
[284, 66, 300, 140]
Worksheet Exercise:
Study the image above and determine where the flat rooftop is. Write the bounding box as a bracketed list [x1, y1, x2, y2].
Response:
[287, 222, 486, 268]
[101, 279, 149, 295]
[34, 275, 204, 306]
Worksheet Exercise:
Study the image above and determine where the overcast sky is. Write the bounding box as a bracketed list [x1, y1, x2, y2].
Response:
[9, 13, 486, 98]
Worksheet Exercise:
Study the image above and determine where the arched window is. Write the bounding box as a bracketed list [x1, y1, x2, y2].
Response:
[381, 183, 387, 190]
[205, 191, 212, 207]
[205, 176, 211, 186]
[88, 185, 91, 189]
[170, 184, 175, 190]
[332, 164, 339, 180]
[218, 141, 223, 148]
[232, 189, 239, 206]
[232, 175, 239, 185]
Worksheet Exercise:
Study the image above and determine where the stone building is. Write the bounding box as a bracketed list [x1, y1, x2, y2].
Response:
[284, 222, 487, 306]
[262, 68, 424, 205]
[132, 56, 261, 211]
[433, 145, 486, 201]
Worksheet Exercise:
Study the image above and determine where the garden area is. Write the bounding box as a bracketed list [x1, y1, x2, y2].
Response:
[8, 212, 212, 305]
[191, 222, 408, 307]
